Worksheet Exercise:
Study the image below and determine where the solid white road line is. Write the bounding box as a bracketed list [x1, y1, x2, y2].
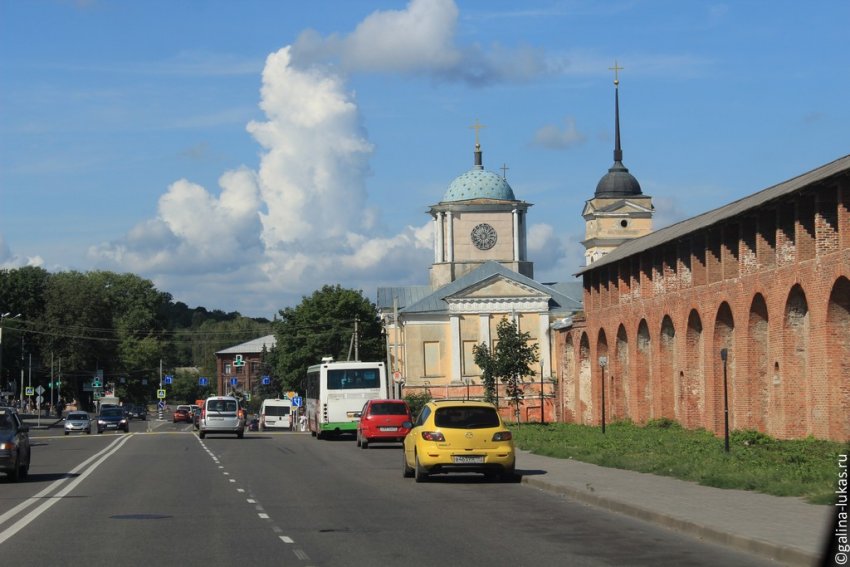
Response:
[0, 434, 133, 544]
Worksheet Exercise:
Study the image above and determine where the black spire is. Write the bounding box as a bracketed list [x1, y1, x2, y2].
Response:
[595, 62, 642, 198]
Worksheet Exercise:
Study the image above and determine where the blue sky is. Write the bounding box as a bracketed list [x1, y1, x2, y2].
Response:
[1, 0, 848, 317]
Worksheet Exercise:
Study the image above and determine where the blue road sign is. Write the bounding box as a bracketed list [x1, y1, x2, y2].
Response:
[199, 377, 209, 386]
[291, 396, 303, 407]
[261, 375, 270, 385]
[157, 400, 165, 410]
[229, 377, 238, 386]
[164, 375, 173, 385]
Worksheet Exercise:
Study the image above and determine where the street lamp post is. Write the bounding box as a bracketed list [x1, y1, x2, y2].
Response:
[598, 356, 608, 434]
[720, 348, 730, 453]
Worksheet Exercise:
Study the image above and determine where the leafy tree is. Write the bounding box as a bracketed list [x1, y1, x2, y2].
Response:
[472, 318, 538, 423]
[270, 285, 384, 393]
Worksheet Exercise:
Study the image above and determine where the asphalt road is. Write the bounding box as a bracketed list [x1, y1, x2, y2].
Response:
[0, 420, 776, 566]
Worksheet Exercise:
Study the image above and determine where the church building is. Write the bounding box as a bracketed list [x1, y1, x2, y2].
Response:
[378, 126, 582, 420]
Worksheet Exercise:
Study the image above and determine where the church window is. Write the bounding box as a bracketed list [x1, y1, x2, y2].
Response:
[424, 342, 441, 377]
[462, 341, 481, 376]
[620, 219, 629, 228]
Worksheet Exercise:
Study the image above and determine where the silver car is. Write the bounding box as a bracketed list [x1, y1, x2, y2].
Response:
[199, 396, 244, 439]
[64, 411, 92, 435]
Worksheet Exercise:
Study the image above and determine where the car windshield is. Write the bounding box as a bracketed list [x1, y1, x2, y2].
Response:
[101, 408, 123, 417]
[369, 403, 408, 416]
[207, 400, 237, 412]
[69, 414, 88, 420]
[434, 406, 500, 429]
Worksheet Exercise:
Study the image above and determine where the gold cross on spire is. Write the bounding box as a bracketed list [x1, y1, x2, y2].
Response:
[470, 118, 487, 146]
[609, 60, 623, 85]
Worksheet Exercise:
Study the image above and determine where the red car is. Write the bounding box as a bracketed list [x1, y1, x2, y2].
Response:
[356, 399, 412, 449]
[173, 408, 191, 423]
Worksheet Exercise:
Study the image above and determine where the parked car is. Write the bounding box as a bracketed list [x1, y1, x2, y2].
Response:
[199, 396, 244, 439]
[97, 407, 129, 434]
[172, 408, 191, 423]
[356, 399, 411, 449]
[192, 404, 202, 430]
[64, 411, 92, 435]
[0, 406, 30, 481]
[402, 400, 515, 483]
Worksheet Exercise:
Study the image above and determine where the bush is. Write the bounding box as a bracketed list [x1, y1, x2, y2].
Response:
[403, 391, 431, 421]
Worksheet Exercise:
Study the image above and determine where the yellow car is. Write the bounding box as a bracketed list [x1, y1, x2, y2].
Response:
[402, 400, 516, 483]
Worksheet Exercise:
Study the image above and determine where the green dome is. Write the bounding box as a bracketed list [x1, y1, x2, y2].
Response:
[443, 167, 516, 202]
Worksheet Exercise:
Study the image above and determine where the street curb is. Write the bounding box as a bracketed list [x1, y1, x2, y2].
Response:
[520, 475, 818, 567]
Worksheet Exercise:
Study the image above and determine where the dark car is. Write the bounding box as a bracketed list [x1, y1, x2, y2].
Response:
[97, 407, 129, 434]
[0, 407, 31, 481]
[356, 399, 412, 449]
[130, 405, 148, 421]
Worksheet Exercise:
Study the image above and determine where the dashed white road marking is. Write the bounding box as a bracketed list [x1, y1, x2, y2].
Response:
[195, 434, 307, 560]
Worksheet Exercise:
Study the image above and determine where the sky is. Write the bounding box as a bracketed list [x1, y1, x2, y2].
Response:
[1, 0, 848, 318]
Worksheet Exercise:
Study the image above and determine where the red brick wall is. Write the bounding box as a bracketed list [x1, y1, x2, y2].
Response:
[556, 177, 850, 441]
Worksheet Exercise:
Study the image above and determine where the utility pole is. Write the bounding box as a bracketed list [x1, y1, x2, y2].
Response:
[354, 316, 359, 362]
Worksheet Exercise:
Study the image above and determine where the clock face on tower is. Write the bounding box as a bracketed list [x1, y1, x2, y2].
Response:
[470, 223, 497, 250]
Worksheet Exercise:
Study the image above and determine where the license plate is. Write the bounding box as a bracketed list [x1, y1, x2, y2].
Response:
[379, 426, 397, 432]
[453, 455, 484, 464]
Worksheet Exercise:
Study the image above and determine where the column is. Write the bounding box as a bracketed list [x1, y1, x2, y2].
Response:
[446, 211, 454, 263]
[479, 313, 491, 348]
[513, 208, 520, 261]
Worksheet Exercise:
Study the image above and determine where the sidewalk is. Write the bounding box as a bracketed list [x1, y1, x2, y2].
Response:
[516, 449, 832, 566]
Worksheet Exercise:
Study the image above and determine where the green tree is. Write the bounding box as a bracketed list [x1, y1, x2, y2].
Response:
[270, 285, 383, 392]
[472, 318, 538, 423]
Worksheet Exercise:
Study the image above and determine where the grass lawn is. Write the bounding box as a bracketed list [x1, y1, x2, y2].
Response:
[511, 419, 847, 505]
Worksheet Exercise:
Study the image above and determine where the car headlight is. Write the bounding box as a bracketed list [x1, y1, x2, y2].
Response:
[98, 420, 106, 425]
[0, 442, 16, 450]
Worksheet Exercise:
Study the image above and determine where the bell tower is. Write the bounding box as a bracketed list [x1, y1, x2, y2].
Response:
[582, 62, 653, 265]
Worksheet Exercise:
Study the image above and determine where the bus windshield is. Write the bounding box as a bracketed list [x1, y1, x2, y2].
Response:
[326, 368, 381, 390]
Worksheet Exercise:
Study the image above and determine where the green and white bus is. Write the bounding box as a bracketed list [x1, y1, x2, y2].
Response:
[305, 358, 386, 439]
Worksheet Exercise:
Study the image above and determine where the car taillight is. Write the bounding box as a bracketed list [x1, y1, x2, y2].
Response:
[421, 431, 445, 442]
[492, 431, 513, 441]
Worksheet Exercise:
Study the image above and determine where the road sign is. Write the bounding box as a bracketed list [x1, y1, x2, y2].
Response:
[36, 395, 43, 405]
[36, 385, 45, 395]
[156, 389, 166, 399]
[229, 377, 238, 386]
[292, 396, 303, 408]
[164, 375, 173, 385]
[25, 386, 34, 396]
[199, 377, 209, 386]
[158, 400, 165, 410]
[261, 375, 270, 385]
[393, 371, 402, 383]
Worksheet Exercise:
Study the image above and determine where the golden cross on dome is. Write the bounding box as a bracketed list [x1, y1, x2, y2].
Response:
[470, 118, 487, 146]
[609, 60, 623, 85]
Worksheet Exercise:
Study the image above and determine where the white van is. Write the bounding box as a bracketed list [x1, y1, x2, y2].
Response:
[260, 398, 292, 431]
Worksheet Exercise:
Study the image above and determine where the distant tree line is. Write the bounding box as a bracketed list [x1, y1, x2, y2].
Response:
[0, 266, 271, 408]
[0, 268, 386, 410]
